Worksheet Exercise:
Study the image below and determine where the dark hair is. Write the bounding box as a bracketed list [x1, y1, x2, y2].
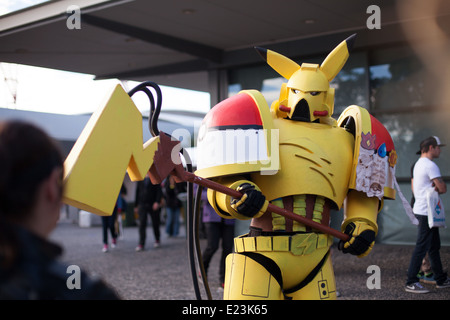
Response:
[416, 136, 446, 155]
[0, 121, 63, 267]
[0, 120, 63, 219]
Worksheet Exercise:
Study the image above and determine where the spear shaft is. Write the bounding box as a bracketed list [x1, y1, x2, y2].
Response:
[152, 132, 350, 242]
[182, 171, 350, 242]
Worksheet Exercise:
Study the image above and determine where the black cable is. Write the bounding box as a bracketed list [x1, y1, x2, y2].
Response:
[193, 184, 212, 300]
[139, 87, 156, 134]
[179, 149, 203, 300]
[127, 81, 207, 300]
[127, 81, 161, 137]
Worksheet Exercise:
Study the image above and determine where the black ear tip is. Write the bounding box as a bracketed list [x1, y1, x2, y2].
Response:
[255, 47, 268, 61]
[345, 34, 357, 52]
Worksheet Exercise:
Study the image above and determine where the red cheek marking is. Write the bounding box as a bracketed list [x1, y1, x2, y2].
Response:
[313, 110, 328, 117]
[279, 105, 291, 112]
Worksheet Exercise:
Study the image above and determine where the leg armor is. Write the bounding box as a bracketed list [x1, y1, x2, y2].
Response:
[223, 233, 336, 300]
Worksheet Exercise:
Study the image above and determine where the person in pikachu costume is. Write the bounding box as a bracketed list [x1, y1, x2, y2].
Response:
[195, 34, 398, 300]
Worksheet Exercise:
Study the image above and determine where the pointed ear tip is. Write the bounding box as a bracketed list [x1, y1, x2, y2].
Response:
[254, 47, 267, 60]
[345, 34, 357, 51]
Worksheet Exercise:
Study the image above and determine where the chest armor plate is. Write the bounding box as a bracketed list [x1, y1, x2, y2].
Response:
[252, 119, 354, 209]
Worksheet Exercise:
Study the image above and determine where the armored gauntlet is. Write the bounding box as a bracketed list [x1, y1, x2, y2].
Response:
[339, 221, 376, 258]
[231, 183, 268, 218]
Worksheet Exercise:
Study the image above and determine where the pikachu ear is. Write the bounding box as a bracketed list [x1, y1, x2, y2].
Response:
[320, 34, 356, 82]
[255, 47, 301, 80]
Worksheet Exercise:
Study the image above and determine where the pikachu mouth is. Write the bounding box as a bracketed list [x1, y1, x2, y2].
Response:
[290, 99, 311, 122]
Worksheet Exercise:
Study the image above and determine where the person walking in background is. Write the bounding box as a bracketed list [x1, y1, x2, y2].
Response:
[0, 120, 119, 299]
[101, 184, 128, 252]
[101, 209, 117, 253]
[410, 163, 434, 284]
[116, 184, 127, 240]
[101, 203, 118, 253]
[200, 188, 235, 288]
[134, 172, 163, 251]
[163, 176, 185, 237]
[405, 136, 450, 293]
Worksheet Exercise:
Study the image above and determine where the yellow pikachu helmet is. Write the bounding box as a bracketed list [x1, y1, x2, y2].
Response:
[256, 34, 356, 124]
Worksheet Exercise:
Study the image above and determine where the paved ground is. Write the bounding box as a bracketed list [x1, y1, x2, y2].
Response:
[50, 220, 450, 301]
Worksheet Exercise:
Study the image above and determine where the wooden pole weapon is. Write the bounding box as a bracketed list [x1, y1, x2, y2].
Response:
[150, 132, 350, 242]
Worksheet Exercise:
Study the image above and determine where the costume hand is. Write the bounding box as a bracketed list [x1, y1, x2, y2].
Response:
[339, 221, 376, 258]
[231, 183, 267, 218]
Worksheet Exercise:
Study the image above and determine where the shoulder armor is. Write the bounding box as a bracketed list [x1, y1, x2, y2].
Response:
[195, 90, 279, 178]
[337, 105, 397, 200]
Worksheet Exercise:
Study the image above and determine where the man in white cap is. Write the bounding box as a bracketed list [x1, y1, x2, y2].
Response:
[405, 136, 449, 293]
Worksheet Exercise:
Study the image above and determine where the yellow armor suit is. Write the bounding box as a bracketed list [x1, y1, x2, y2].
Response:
[195, 34, 397, 300]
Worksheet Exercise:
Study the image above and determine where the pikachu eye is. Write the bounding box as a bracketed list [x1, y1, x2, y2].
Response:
[291, 89, 300, 94]
[310, 91, 320, 96]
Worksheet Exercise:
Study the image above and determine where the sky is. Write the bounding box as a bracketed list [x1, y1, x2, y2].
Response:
[0, 62, 211, 115]
[0, 0, 211, 115]
[0, 0, 49, 16]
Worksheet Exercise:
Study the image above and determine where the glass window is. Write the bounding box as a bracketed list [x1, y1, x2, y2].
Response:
[369, 46, 434, 111]
[228, 64, 285, 112]
[331, 51, 369, 115]
[377, 111, 450, 178]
